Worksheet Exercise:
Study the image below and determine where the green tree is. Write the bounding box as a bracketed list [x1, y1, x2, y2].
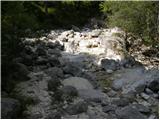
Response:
[100, 1, 159, 47]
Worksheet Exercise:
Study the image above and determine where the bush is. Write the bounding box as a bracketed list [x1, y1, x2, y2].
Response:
[100, 1, 159, 47]
[1, 1, 39, 92]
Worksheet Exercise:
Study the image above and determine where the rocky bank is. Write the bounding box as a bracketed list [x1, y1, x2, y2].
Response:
[1, 27, 159, 119]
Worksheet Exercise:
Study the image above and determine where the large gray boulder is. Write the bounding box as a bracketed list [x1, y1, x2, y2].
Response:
[1, 98, 21, 119]
[111, 67, 155, 94]
[62, 77, 107, 102]
[62, 77, 93, 90]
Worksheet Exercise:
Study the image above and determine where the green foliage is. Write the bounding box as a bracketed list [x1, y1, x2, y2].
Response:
[100, 1, 159, 47]
[2, 2, 39, 31]
[2, 2, 39, 58]
[2, 2, 38, 92]
[49, 1, 101, 27]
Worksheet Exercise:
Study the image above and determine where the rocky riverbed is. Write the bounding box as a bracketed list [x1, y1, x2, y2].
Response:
[1, 27, 159, 119]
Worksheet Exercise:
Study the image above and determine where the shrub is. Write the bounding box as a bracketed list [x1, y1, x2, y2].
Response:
[100, 1, 159, 47]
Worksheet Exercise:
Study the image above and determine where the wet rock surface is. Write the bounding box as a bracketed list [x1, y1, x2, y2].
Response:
[2, 27, 158, 119]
